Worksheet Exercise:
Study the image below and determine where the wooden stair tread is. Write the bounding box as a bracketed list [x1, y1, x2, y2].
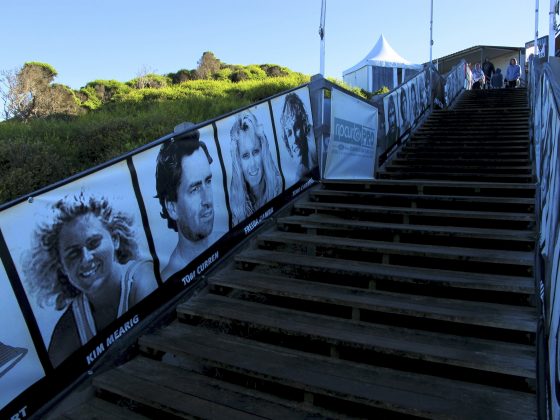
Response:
[139, 323, 536, 420]
[278, 214, 536, 241]
[58, 398, 150, 420]
[93, 356, 333, 420]
[257, 231, 534, 266]
[178, 294, 536, 378]
[295, 201, 535, 222]
[235, 249, 534, 293]
[209, 270, 537, 332]
[310, 189, 535, 205]
[321, 178, 536, 190]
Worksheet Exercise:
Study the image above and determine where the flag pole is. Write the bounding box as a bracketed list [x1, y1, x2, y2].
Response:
[319, 0, 326, 75]
[535, 0, 539, 58]
[549, 0, 556, 59]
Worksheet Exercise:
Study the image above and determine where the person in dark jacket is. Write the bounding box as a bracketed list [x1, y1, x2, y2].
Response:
[490, 68, 504, 88]
[482, 58, 495, 90]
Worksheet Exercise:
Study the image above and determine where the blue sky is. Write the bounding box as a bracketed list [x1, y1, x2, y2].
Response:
[0, 0, 553, 89]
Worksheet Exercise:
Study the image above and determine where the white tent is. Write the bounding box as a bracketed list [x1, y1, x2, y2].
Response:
[343, 34, 422, 92]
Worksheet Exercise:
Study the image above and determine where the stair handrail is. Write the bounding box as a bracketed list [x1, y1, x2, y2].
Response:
[528, 56, 560, 419]
[370, 64, 438, 169]
[440, 59, 468, 108]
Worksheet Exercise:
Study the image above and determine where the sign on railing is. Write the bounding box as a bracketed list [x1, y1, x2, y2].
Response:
[444, 61, 466, 107]
[0, 84, 318, 419]
[323, 88, 378, 179]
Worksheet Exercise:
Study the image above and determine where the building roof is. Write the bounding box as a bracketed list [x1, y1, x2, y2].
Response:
[343, 34, 422, 76]
[432, 45, 523, 66]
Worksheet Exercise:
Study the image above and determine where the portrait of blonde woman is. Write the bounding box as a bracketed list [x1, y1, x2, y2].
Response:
[228, 110, 281, 226]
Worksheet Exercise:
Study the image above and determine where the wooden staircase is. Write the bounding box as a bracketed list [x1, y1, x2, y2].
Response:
[61, 88, 538, 419]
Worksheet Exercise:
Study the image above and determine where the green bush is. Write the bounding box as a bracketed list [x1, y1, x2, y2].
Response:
[85, 79, 131, 103]
[78, 86, 103, 110]
[127, 73, 171, 89]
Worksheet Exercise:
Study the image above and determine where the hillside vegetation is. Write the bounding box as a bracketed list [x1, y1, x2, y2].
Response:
[0, 52, 363, 205]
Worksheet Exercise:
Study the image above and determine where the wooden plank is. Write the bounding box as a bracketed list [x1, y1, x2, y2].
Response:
[235, 249, 534, 294]
[208, 270, 537, 332]
[294, 202, 535, 222]
[93, 356, 335, 420]
[278, 214, 536, 242]
[256, 231, 534, 267]
[177, 294, 536, 378]
[93, 360, 266, 420]
[310, 189, 535, 206]
[59, 398, 149, 420]
[384, 162, 533, 174]
[320, 178, 536, 191]
[380, 173, 534, 183]
[139, 323, 536, 420]
[389, 158, 532, 167]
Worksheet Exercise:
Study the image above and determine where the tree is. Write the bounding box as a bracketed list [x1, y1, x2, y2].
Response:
[196, 51, 221, 79]
[0, 67, 26, 120]
[0, 62, 80, 121]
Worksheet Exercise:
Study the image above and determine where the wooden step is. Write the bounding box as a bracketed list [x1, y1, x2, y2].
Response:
[389, 157, 530, 166]
[138, 323, 536, 419]
[309, 191, 534, 214]
[320, 179, 536, 198]
[409, 139, 530, 146]
[294, 201, 535, 224]
[397, 149, 530, 160]
[208, 270, 538, 333]
[379, 172, 534, 183]
[385, 165, 533, 174]
[235, 249, 534, 294]
[403, 144, 528, 151]
[93, 356, 339, 419]
[58, 398, 150, 420]
[256, 230, 534, 268]
[310, 189, 535, 210]
[278, 214, 535, 245]
[178, 294, 536, 379]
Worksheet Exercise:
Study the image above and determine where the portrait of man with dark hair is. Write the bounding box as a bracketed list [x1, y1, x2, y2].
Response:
[155, 130, 219, 280]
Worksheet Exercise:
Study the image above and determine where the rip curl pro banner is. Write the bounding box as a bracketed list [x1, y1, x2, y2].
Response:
[324, 89, 378, 179]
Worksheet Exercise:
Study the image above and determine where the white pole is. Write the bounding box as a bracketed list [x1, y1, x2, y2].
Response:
[535, 0, 539, 58]
[319, 0, 326, 75]
[429, 0, 434, 65]
[429, 0, 433, 109]
[549, 0, 556, 59]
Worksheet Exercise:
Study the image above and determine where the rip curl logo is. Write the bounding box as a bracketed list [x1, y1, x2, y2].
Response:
[333, 118, 375, 149]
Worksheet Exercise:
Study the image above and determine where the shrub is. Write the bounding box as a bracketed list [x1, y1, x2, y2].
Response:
[85, 80, 130, 103]
[127, 73, 171, 89]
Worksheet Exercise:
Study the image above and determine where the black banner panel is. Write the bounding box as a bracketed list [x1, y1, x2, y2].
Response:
[0, 84, 317, 419]
[132, 124, 229, 283]
[215, 102, 283, 227]
[383, 90, 400, 148]
[270, 86, 317, 190]
[0, 261, 44, 412]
